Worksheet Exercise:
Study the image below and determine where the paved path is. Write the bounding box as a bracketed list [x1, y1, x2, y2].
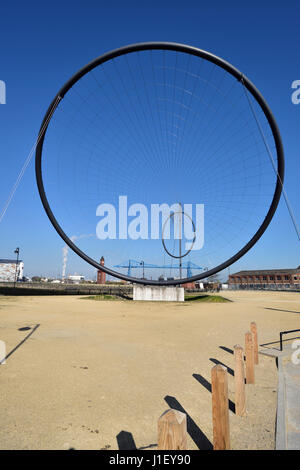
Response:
[283, 355, 300, 449]
[260, 343, 300, 450]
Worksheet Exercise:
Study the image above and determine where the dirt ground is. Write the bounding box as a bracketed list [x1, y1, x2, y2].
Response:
[0, 290, 299, 450]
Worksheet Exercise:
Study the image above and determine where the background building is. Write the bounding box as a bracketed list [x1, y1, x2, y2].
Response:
[228, 267, 300, 289]
[0, 259, 24, 282]
[68, 274, 85, 284]
[97, 257, 106, 284]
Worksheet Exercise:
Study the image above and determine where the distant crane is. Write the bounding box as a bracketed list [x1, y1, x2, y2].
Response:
[114, 259, 202, 278]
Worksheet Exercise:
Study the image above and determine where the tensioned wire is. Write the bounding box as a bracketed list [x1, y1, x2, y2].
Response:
[49, 92, 270, 231]
[47, 56, 270, 239]
[0, 48, 287, 281]
[57, 74, 266, 209]
[50, 64, 266, 207]
[0, 95, 61, 223]
[48, 58, 264, 204]
[39, 49, 287, 277]
[66, 68, 268, 202]
[242, 81, 300, 241]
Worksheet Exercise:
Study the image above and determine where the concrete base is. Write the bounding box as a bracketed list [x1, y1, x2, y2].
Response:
[133, 285, 184, 302]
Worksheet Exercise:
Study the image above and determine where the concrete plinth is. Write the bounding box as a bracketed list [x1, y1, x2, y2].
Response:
[133, 285, 184, 302]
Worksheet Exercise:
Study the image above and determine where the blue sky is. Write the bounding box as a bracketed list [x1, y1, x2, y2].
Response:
[0, 0, 299, 280]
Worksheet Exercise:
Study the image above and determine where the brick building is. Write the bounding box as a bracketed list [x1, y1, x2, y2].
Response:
[97, 256, 106, 284]
[228, 266, 300, 289]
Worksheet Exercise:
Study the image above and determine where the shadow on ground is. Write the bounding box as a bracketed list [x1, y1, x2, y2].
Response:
[164, 395, 213, 450]
[193, 373, 235, 414]
[4, 324, 40, 362]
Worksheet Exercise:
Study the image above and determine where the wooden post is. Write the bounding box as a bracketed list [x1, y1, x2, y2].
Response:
[245, 331, 255, 384]
[234, 345, 246, 416]
[158, 409, 187, 450]
[211, 364, 230, 450]
[250, 322, 259, 365]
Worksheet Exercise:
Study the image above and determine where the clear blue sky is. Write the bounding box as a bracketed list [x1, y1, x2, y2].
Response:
[0, 0, 299, 279]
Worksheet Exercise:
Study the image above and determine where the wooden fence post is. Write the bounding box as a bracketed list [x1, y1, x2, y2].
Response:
[245, 332, 255, 384]
[234, 345, 246, 416]
[158, 409, 187, 450]
[250, 322, 259, 365]
[211, 364, 230, 450]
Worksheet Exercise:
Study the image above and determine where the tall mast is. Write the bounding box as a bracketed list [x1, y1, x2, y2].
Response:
[179, 202, 182, 280]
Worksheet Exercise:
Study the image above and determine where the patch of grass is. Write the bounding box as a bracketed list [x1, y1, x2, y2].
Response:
[80, 294, 120, 301]
[184, 294, 231, 303]
[80, 293, 230, 303]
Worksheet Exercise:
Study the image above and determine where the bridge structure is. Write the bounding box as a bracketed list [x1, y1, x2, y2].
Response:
[113, 259, 203, 279]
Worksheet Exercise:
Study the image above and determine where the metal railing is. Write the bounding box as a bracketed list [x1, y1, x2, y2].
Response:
[279, 329, 300, 351]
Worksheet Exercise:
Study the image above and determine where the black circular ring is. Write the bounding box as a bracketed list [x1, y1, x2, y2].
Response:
[35, 42, 284, 286]
[162, 211, 196, 259]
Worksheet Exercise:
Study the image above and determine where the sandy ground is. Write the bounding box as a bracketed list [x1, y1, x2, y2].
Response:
[0, 290, 299, 450]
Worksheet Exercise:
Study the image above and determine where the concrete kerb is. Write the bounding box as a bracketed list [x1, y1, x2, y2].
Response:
[259, 348, 287, 449]
[275, 356, 287, 450]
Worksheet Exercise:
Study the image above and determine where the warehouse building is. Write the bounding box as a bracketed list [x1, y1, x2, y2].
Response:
[0, 259, 24, 282]
[68, 274, 85, 284]
[228, 266, 300, 289]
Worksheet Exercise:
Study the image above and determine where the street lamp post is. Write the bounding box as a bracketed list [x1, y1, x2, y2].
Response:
[140, 261, 145, 279]
[14, 247, 20, 288]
